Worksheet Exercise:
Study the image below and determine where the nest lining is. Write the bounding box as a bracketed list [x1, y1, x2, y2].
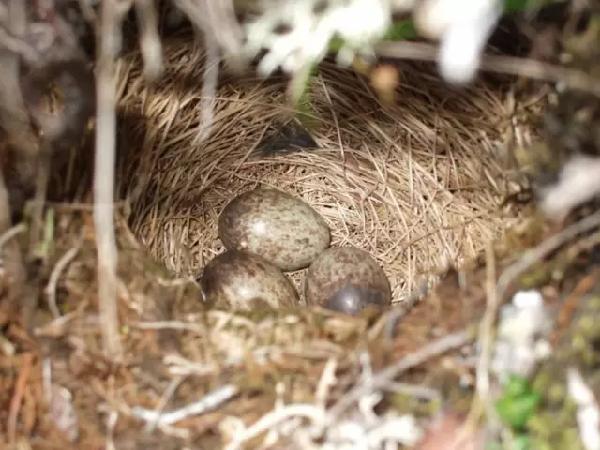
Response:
[117, 37, 520, 304]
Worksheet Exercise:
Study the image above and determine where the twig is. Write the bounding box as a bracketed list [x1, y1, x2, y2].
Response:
[173, 0, 243, 60]
[144, 376, 186, 432]
[478, 242, 497, 404]
[195, 31, 219, 143]
[375, 41, 600, 97]
[42, 357, 52, 404]
[7, 352, 33, 443]
[0, 223, 26, 252]
[496, 209, 600, 302]
[134, 0, 162, 80]
[131, 383, 238, 426]
[28, 141, 52, 258]
[315, 358, 338, 409]
[94, 0, 126, 359]
[328, 329, 472, 420]
[460, 241, 498, 445]
[131, 320, 206, 334]
[383, 382, 440, 401]
[44, 245, 81, 319]
[105, 410, 118, 450]
[0, 25, 39, 62]
[224, 404, 326, 450]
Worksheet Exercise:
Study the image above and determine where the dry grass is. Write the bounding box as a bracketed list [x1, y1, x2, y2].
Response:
[117, 36, 521, 304]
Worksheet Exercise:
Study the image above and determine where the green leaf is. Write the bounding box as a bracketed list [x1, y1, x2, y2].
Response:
[496, 376, 541, 431]
[383, 20, 418, 41]
[503, 0, 562, 13]
[504, 0, 531, 13]
[328, 35, 345, 53]
[496, 394, 540, 429]
[504, 375, 532, 398]
[290, 62, 319, 128]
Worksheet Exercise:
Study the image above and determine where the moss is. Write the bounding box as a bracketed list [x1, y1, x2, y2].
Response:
[389, 392, 439, 416]
[525, 292, 600, 449]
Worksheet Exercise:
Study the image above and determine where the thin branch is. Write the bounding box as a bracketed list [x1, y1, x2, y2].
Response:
[224, 403, 326, 450]
[131, 384, 238, 426]
[194, 31, 220, 144]
[173, 0, 243, 59]
[0, 223, 26, 251]
[375, 41, 600, 97]
[478, 242, 497, 403]
[496, 209, 600, 302]
[94, 0, 126, 359]
[0, 25, 39, 62]
[134, 0, 163, 81]
[144, 376, 186, 432]
[328, 329, 472, 420]
[44, 245, 81, 319]
[459, 241, 499, 446]
[0, 169, 27, 316]
[7, 353, 33, 443]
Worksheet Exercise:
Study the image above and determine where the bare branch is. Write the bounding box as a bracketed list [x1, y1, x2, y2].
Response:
[195, 31, 219, 143]
[328, 329, 472, 420]
[131, 384, 238, 426]
[94, 0, 128, 359]
[173, 0, 243, 60]
[45, 245, 81, 319]
[376, 41, 600, 97]
[497, 209, 600, 302]
[134, 0, 163, 81]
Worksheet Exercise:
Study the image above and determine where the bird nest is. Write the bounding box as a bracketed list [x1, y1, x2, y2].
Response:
[117, 36, 520, 304]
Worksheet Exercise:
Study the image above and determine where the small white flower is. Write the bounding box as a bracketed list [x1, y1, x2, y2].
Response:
[242, 0, 391, 76]
[539, 155, 600, 219]
[416, 0, 502, 84]
[492, 290, 552, 380]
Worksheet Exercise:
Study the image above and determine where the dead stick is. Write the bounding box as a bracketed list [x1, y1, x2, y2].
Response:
[7, 353, 33, 442]
[497, 209, 600, 302]
[0, 167, 28, 318]
[94, 0, 124, 359]
[328, 329, 472, 420]
[375, 41, 600, 96]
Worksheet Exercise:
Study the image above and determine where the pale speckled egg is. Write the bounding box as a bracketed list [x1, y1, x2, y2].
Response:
[305, 247, 391, 315]
[199, 250, 299, 310]
[218, 188, 330, 271]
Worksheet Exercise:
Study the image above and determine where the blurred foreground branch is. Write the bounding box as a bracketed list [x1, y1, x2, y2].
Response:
[94, 0, 130, 360]
[376, 40, 600, 97]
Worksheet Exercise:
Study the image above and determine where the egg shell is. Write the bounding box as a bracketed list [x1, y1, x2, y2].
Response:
[305, 247, 391, 315]
[200, 250, 299, 310]
[218, 188, 330, 271]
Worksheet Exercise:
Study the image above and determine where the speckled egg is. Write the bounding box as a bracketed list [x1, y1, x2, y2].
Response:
[218, 188, 330, 271]
[199, 250, 299, 310]
[305, 247, 392, 315]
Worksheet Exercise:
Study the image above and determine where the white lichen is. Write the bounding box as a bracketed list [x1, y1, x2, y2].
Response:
[491, 290, 552, 381]
[567, 368, 600, 450]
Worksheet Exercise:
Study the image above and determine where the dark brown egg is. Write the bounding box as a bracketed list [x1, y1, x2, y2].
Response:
[305, 247, 391, 315]
[200, 250, 299, 310]
[218, 188, 331, 271]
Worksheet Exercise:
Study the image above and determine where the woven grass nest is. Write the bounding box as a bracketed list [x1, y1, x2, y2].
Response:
[117, 36, 519, 305]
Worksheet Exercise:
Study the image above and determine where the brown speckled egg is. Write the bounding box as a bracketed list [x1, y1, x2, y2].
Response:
[199, 250, 299, 310]
[305, 247, 391, 315]
[218, 188, 330, 271]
